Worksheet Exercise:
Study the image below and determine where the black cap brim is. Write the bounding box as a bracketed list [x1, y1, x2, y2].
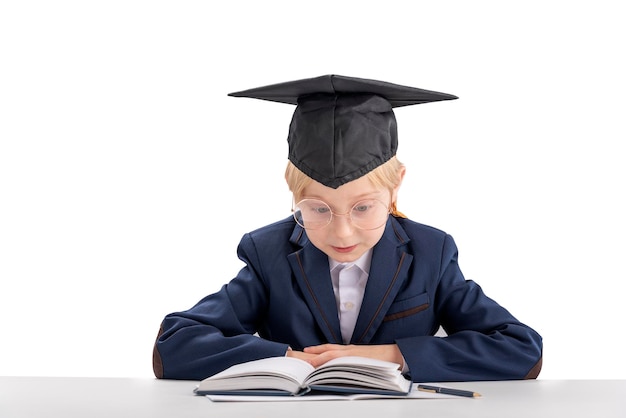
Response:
[228, 74, 457, 107]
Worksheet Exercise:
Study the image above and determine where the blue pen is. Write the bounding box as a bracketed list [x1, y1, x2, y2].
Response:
[417, 384, 481, 398]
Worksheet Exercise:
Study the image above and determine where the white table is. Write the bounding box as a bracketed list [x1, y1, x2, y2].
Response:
[1, 377, 624, 418]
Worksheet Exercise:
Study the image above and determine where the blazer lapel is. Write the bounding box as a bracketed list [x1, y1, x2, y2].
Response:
[351, 217, 413, 344]
[287, 226, 342, 344]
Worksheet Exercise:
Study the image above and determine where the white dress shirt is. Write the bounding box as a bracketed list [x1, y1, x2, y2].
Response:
[329, 249, 372, 344]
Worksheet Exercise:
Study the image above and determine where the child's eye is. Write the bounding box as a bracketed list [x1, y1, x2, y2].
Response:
[314, 206, 331, 214]
[353, 203, 371, 212]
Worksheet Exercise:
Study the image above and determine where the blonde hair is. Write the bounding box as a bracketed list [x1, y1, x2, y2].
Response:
[285, 156, 406, 218]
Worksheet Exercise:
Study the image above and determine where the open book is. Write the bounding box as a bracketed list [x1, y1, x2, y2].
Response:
[194, 356, 412, 397]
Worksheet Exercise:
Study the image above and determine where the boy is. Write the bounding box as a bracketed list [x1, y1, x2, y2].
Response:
[153, 75, 542, 381]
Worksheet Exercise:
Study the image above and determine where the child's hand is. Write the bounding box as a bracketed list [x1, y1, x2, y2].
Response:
[302, 343, 404, 369]
[285, 348, 318, 362]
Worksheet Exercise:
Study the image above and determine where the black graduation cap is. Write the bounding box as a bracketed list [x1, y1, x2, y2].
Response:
[229, 74, 457, 189]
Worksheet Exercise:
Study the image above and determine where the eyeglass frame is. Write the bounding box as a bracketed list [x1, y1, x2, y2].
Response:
[291, 197, 391, 230]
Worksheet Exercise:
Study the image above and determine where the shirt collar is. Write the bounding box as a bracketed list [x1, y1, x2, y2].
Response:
[329, 248, 373, 275]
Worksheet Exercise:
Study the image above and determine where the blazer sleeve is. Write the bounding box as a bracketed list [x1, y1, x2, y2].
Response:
[152, 232, 290, 380]
[395, 234, 543, 382]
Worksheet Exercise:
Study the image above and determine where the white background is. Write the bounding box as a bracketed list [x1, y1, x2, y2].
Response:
[1, 1, 624, 379]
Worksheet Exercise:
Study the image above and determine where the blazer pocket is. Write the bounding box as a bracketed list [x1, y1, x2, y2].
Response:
[383, 292, 430, 322]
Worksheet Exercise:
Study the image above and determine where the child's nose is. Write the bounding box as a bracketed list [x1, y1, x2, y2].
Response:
[330, 213, 354, 237]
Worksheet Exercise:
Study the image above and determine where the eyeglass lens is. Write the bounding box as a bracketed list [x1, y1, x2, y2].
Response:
[293, 199, 389, 230]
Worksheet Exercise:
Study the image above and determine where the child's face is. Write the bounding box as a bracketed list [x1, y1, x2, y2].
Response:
[300, 175, 395, 263]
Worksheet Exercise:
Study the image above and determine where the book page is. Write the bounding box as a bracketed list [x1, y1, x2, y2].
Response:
[317, 356, 401, 369]
[197, 357, 315, 394]
[304, 356, 411, 393]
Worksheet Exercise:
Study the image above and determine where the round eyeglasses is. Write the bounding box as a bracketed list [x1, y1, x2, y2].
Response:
[292, 198, 390, 230]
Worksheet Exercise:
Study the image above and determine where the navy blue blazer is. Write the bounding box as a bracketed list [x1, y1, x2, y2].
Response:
[153, 216, 542, 381]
